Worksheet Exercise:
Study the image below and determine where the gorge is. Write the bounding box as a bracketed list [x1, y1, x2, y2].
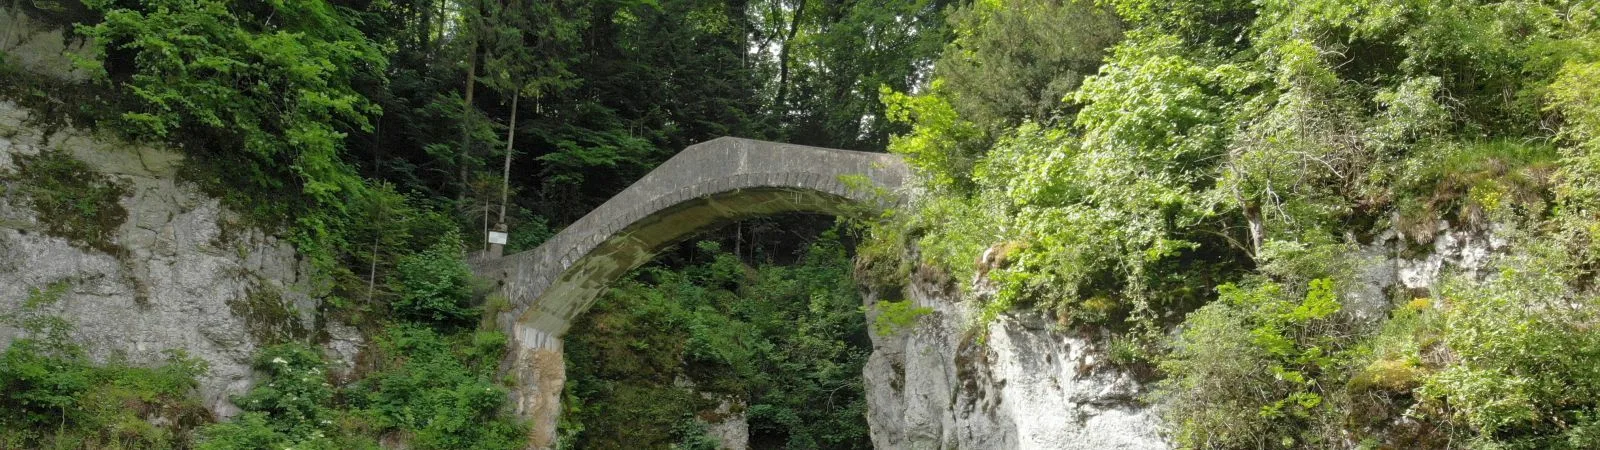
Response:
[6, 0, 1600, 449]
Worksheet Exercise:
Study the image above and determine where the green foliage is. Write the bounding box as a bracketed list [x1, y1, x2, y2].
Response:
[1153, 301, 1272, 447]
[1392, 141, 1559, 239]
[390, 231, 478, 326]
[1550, 52, 1600, 275]
[2, 150, 130, 256]
[197, 413, 324, 450]
[1105, 0, 1256, 47]
[561, 233, 871, 449]
[766, 0, 952, 152]
[935, 0, 1123, 130]
[558, 252, 738, 448]
[1072, 30, 1242, 182]
[837, 173, 915, 288]
[877, 9, 1600, 449]
[1155, 278, 1353, 449]
[201, 344, 337, 449]
[476, 0, 581, 100]
[1, 283, 211, 449]
[1412, 249, 1600, 448]
[0, 56, 113, 139]
[76, 0, 385, 271]
[196, 327, 521, 450]
[886, 115, 1244, 331]
[880, 19, 1255, 334]
[227, 285, 313, 346]
[866, 300, 934, 336]
[334, 182, 462, 322]
[504, 213, 554, 254]
[880, 0, 1122, 190]
[881, 82, 989, 192]
[348, 325, 524, 450]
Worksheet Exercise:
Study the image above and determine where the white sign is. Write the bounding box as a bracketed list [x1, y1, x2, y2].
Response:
[487, 231, 508, 245]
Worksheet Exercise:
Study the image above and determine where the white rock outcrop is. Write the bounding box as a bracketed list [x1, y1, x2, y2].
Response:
[1395, 221, 1507, 292]
[702, 396, 750, 450]
[0, 100, 359, 418]
[862, 268, 1167, 450]
[862, 220, 1505, 449]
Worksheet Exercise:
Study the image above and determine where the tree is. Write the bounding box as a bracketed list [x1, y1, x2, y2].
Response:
[936, 0, 1123, 131]
[762, 0, 953, 150]
[479, 0, 581, 225]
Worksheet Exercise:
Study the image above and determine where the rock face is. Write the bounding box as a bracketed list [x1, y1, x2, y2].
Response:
[1394, 222, 1507, 292]
[686, 388, 749, 450]
[0, 100, 357, 418]
[863, 222, 1506, 449]
[863, 267, 1168, 450]
[1, 4, 94, 81]
[701, 399, 750, 450]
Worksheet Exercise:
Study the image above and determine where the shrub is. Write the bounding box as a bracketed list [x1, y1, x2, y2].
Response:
[1155, 278, 1350, 449]
[348, 325, 524, 450]
[390, 231, 478, 325]
[1155, 302, 1274, 447]
[1412, 249, 1600, 448]
[195, 343, 344, 449]
[1, 283, 211, 449]
[866, 300, 933, 336]
[194, 325, 521, 450]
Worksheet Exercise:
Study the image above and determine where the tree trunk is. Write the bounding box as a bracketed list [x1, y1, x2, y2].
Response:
[774, 0, 807, 116]
[458, 40, 478, 203]
[418, 0, 432, 52]
[499, 90, 519, 224]
[1244, 202, 1264, 258]
[368, 220, 381, 301]
[367, 120, 382, 301]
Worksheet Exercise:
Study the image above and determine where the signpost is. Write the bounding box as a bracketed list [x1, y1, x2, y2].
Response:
[488, 223, 508, 258]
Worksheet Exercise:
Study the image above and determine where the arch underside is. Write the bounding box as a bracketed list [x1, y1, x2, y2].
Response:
[532, 186, 862, 330]
[475, 137, 907, 350]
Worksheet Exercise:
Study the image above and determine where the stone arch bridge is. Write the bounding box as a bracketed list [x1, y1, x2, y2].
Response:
[470, 137, 908, 446]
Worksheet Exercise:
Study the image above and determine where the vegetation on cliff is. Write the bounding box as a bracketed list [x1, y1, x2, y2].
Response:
[1, 283, 211, 449]
[874, 0, 1600, 447]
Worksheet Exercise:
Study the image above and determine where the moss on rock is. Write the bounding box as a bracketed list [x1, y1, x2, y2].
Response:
[227, 284, 310, 346]
[3, 149, 130, 257]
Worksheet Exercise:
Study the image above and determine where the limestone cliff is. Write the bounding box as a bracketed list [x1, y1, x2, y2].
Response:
[862, 222, 1503, 449]
[862, 265, 1166, 450]
[0, 100, 361, 418]
[0, 5, 94, 81]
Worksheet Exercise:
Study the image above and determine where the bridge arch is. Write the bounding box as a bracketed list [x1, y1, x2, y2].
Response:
[472, 137, 907, 446]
